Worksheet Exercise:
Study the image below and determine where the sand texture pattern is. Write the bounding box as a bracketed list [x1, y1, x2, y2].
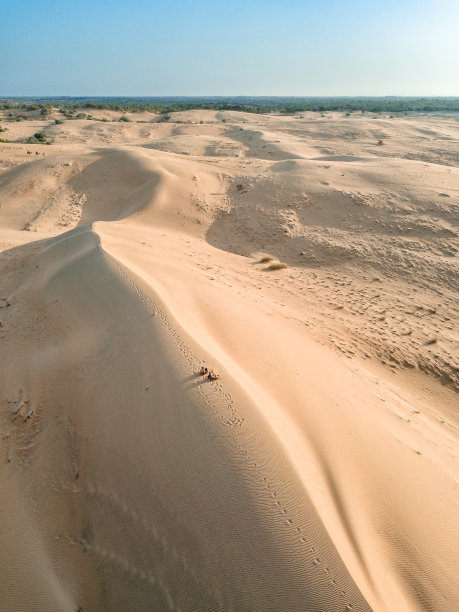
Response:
[0, 108, 458, 611]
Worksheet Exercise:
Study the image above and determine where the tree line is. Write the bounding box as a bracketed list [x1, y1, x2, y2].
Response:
[1, 97, 458, 115]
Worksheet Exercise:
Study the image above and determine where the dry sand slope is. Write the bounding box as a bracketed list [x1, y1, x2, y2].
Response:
[0, 109, 458, 611]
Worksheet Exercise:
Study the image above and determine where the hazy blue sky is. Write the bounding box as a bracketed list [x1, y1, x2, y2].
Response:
[1, 0, 458, 96]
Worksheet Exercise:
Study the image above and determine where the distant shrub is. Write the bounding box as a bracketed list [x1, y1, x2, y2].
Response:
[40, 104, 53, 116]
[236, 184, 244, 191]
[75, 113, 86, 119]
[377, 139, 384, 145]
[258, 256, 273, 263]
[0, 138, 11, 143]
[101, 118, 109, 122]
[0, 127, 8, 132]
[266, 263, 288, 271]
[54, 119, 63, 124]
[27, 131, 47, 144]
[158, 114, 171, 122]
[119, 115, 131, 122]
[16, 116, 25, 122]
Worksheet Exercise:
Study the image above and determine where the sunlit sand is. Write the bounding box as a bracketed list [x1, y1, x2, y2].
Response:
[0, 107, 458, 611]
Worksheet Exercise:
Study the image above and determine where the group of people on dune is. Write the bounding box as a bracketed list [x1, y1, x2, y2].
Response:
[199, 366, 219, 381]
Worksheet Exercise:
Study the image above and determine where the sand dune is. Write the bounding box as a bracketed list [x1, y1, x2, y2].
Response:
[0, 109, 458, 611]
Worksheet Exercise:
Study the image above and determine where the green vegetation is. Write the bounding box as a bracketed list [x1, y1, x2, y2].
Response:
[1, 96, 458, 117]
[40, 104, 53, 116]
[119, 115, 131, 122]
[27, 131, 47, 144]
[54, 119, 63, 124]
[0, 126, 8, 132]
[0, 138, 11, 143]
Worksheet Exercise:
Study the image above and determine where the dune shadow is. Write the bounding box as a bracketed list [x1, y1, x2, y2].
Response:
[71, 149, 162, 226]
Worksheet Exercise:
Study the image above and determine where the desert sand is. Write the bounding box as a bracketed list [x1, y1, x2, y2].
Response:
[0, 107, 458, 611]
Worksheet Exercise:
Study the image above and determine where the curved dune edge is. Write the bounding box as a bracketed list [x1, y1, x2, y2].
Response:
[1, 226, 371, 611]
[95, 219, 459, 612]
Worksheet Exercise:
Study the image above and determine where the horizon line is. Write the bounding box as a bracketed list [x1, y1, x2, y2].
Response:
[2, 94, 459, 99]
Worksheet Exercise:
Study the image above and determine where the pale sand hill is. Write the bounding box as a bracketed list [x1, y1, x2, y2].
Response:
[0, 109, 458, 612]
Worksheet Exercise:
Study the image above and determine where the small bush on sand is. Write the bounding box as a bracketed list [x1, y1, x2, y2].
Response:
[0, 127, 8, 132]
[27, 132, 47, 144]
[75, 113, 86, 119]
[0, 138, 11, 143]
[54, 119, 63, 125]
[16, 116, 25, 122]
[236, 184, 244, 191]
[377, 139, 384, 145]
[258, 256, 273, 263]
[266, 263, 288, 271]
[119, 115, 131, 122]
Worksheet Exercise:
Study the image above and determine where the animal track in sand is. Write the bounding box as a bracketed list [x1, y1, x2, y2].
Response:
[3, 385, 43, 464]
[46, 476, 223, 609]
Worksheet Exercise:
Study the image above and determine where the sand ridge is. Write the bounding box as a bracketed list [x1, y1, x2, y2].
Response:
[0, 108, 458, 611]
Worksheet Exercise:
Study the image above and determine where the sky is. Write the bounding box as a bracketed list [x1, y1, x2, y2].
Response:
[1, 0, 458, 96]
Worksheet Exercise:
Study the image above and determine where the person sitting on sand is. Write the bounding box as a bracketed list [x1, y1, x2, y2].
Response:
[199, 366, 208, 376]
[208, 371, 219, 381]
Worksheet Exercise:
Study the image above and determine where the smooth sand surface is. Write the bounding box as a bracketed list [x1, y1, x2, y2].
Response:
[0, 108, 458, 611]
